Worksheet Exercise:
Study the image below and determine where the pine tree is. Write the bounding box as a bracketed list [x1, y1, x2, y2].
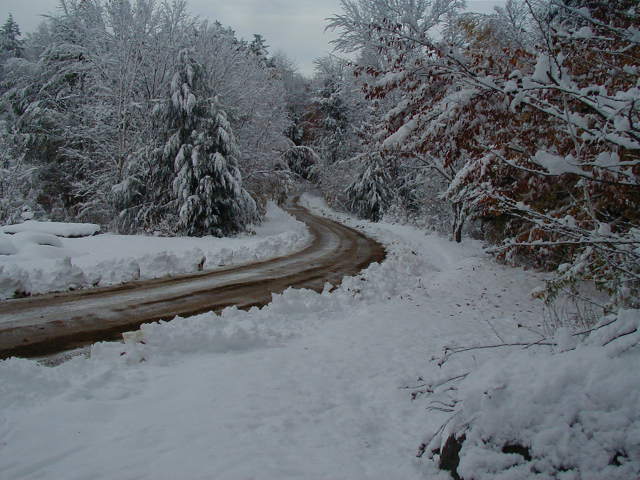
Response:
[0, 14, 23, 59]
[309, 57, 355, 166]
[283, 145, 319, 182]
[346, 152, 391, 222]
[163, 49, 258, 236]
[0, 14, 23, 95]
[248, 34, 270, 66]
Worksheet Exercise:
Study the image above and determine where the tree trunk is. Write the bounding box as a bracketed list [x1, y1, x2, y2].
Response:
[452, 202, 465, 243]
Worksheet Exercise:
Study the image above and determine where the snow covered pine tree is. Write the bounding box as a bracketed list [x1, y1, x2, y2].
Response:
[346, 152, 392, 222]
[162, 49, 258, 237]
[0, 14, 23, 60]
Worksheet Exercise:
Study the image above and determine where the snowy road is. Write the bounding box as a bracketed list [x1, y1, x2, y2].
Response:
[0, 201, 385, 359]
[0, 197, 560, 480]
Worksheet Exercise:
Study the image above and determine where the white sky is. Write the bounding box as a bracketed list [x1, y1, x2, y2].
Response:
[1, 0, 505, 76]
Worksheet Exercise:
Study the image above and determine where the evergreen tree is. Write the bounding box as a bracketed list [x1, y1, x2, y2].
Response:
[310, 57, 354, 166]
[248, 34, 270, 66]
[283, 145, 319, 182]
[0, 14, 23, 95]
[163, 49, 258, 236]
[0, 14, 23, 59]
[346, 152, 391, 222]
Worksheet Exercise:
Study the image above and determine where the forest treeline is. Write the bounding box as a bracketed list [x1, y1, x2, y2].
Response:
[0, 0, 638, 311]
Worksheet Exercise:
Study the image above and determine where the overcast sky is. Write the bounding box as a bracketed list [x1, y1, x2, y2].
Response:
[2, 0, 505, 76]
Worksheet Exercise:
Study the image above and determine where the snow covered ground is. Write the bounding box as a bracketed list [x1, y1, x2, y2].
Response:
[0, 202, 310, 299]
[0, 195, 637, 479]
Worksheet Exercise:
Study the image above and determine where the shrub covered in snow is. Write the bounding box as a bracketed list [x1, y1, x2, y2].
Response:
[420, 310, 640, 480]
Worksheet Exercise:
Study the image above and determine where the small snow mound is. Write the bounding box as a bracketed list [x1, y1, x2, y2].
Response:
[12, 230, 64, 248]
[585, 309, 640, 357]
[27, 257, 87, 295]
[456, 347, 640, 479]
[93, 309, 280, 363]
[1, 220, 100, 238]
[0, 263, 29, 298]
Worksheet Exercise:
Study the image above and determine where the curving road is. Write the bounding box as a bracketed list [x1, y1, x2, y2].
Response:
[0, 201, 386, 359]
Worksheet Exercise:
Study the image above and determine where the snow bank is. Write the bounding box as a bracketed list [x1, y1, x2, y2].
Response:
[428, 310, 640, 480]
[1, 220, 100, 237]
[0, 258, 86, 298]
[0, 202, 310, 299]
[415, 313, 640, 480]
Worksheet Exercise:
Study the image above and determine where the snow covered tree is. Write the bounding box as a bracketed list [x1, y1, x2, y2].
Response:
[346, 151, 391, 222]
[440, 0, 640, 308]
[309, 57, 353, 166]
[2, 1, 102, 220]
[160, 49, 257, 236]
[328, 0, 467, 231]
[330, 0, 639, 307]
[0, 122, 40, 223]
[0, 14, 22, 96]
[297, 55, 372, 209]
[0, 14, 23, 59]
[248, 34, 270, 67]
[274, 52, 310, 145]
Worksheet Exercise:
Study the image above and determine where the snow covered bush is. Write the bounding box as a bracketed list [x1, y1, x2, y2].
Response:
[418, 309, 640, 480]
